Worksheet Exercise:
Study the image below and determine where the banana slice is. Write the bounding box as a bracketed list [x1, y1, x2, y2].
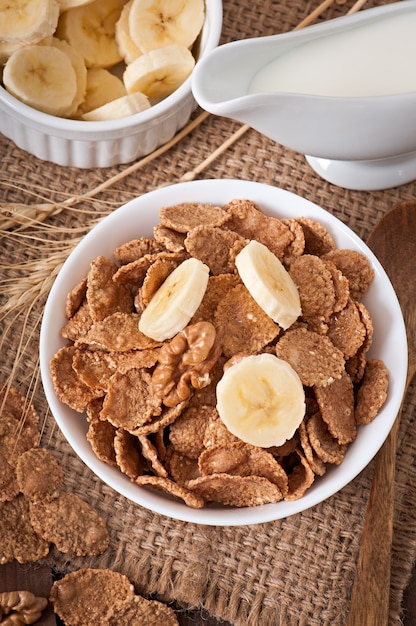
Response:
[115, 0, 142, 65]
[3, 44, 78, 117]
[76, 67, 127, 116]
[123, 43, 195, 100]
[235, 240, 302, 330]
[138, 257, 209, 342]
[0, 0, 59, 45]
[56, 0, 125, 68]
[57, 0, 95, 11]
[128, 0, 205, 53]
[82, 91, 150, 120]
[216, 353, 306, 448]
[52, 38, 87, 115]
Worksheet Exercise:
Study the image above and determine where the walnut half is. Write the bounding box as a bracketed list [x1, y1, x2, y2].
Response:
[0, 591, 48, 625]
[152, 321, 221, 407]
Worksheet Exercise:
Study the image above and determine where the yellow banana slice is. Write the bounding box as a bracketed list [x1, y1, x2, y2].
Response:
[82, 91, 150, 120]
[128, 0, 205, 53]
[216, 354, 306, 448]
[76, 68, 127, 116]
[52, 38, 87, 115]
[56, 0, 125, 68]
[3, 44, 77, 116]
[115, 0, 142, 64]
[57, 0, 95, 11]
[235, 240, 302, 330]
[138, 257, 209, 341]
[0, 0, 59, 45]
[123, 43, 195, 100]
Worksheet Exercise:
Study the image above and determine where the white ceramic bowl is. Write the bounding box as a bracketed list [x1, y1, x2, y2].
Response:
[40, 179, 407, 525]
[0, 0, 222, 169]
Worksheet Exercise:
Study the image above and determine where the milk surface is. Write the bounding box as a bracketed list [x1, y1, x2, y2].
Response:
[249, 12, 416, 97]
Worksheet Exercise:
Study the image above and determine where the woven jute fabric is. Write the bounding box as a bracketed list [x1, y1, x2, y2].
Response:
[1, 1, 416, 624]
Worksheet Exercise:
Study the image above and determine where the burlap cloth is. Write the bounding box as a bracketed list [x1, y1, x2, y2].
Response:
[1, 1, 416, 624]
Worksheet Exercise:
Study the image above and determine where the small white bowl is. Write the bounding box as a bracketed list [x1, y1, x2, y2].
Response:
[0, 0, 222, 169]
[40, 179, 407, 525]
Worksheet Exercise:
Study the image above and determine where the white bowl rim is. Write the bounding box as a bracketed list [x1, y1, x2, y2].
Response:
[39, 179, 408, 526]
[0, 0, 223, 136]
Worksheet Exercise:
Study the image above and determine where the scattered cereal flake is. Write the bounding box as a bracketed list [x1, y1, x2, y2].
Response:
[86, 256, 133, 322]
[15, 448, 63, 502]
[0, 495, 50, 564]
[77, 312, 160, 351]
[283, 450, 315, 500]
[50, 568, 135, 626]
[61, 302, 93, 342]
[327, 299, 367, 359]
[184, 225, 246, 275]
[223, 199, 293, 260]
[114, 429, 146, 479]
[191, 274, 240, 325]
[322, 249, 374, 300]
[276, 328, 345, 387]
[214, 283, 280, 358]
[165, 447, 201, 486]
[50, 346, 104, 412]
[101, 368, 163, 432]
[87, 419, 118, 467]
[29, 492, 109, 556]
[153, 223, 186, 252]
[169, 405, 212, 459]
[290, 254, 336, 322]
[114, 237, 164, 265]
[0, 387, 40, 461]
[295, 217, 336, 256]
[306, 412, 347, 465]
[108, 594, 179, 625]
[187, 473, 283, 506]
[198, 441, 289, 497]
[159, 202, 227, 232]
[0, 456, 20, 502]
[314, 370, 356, 444]
[355, 359, 388, 425]
[65, 278, 87, 319]
[138, 434, 168, 477]
[136, 474, 205, 508]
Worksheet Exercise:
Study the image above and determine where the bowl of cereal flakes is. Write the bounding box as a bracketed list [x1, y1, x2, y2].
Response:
[0, 0, 222, 168]
[40, 179, 408, 525]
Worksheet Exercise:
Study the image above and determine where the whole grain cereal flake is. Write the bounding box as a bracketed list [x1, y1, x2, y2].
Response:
[87, 418, 118, 467]
[0, 495, 50, 565]
[135, 474, 205, 508]
[76, 312, 160, 352]
[165, 447, 201, 486]
[322, 248, 374, 300]
[289, 254, 336, 322]
[86, 255, 133, 322]
[169, 404, 213, 459]
[187, 473, 284, 506]
[159, 202, 228, 232]
[114, 236, 164, 265]
[355, 359, 388, 425]
[314, 370, 356, 444]
[306, 412, 347, 465]
[0, 387, 40, 460]
[114, 428, 146, 479]
[108, 594, 179, 625]
[15, 448, 63, 502]
[50, 568, 135, 626]
[184, 224, 246, 275]
[295, 216, 336, 256]
[0, 456, 20, 502]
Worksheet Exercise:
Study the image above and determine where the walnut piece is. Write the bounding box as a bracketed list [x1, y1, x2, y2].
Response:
[152, 322, 221, 407]
[0, 591, 48, 625]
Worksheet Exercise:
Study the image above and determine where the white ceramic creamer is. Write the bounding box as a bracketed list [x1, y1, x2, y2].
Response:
[192, 1, 416, 190]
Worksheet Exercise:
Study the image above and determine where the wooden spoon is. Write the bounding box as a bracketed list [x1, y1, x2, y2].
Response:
[346, 201, 416, 626]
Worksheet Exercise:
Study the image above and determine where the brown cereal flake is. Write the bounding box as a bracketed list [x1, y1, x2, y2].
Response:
[29, 492, 109, 556]
[276, 328, 345, 387]
[184, 225, 246, 275]
[114, 429, 146, 479]
[65, 278, 87, 319]
[322, 249, 374, 300]
[355, 359, 388, 425]
[50, 346, 104, 412]
[222, 199, 293, 260]
[76, 312, 160, 351]
[169, 405, 212, 459]
[214, 283, 280, 357]
[295, 217, 336, 256]
[0, 387, 40, 464]
[281, 218, 306, 267]
[139, 255, 183, 308]
[290, 254, 336, 322]
[314, 370, 356, 444]
[61, 302, 93, 342]
[101, 368, 163, 432]
[0, 495, 50, 564]
[191, 274, 240, 325]
[114, 237, 164, 265]
[327, 299, 367, 359]
[187, 473, 283, 506]
[153, 223, 186, 252]
[72, 348, 116, 391]
[50, 568, 135, 626]
[283, 450, 315, 500]
[306, 412, 347, 465]
[16, 448, 63, 502]
[202, 410, 240, 448]
[87, 419, 118, 467]
[297, 421, 327, 476]
[135, 474, 205, 508]
[108, 595, 179, 626]
[323, 259, 350, 313]
[165, 447, 201, 486]
[159, 202, 227, 232]
[86, 256, 133, 322]
[138, 434, 168, 477]
[134, 400, 188, 436]
[0, 456, 20, 502]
